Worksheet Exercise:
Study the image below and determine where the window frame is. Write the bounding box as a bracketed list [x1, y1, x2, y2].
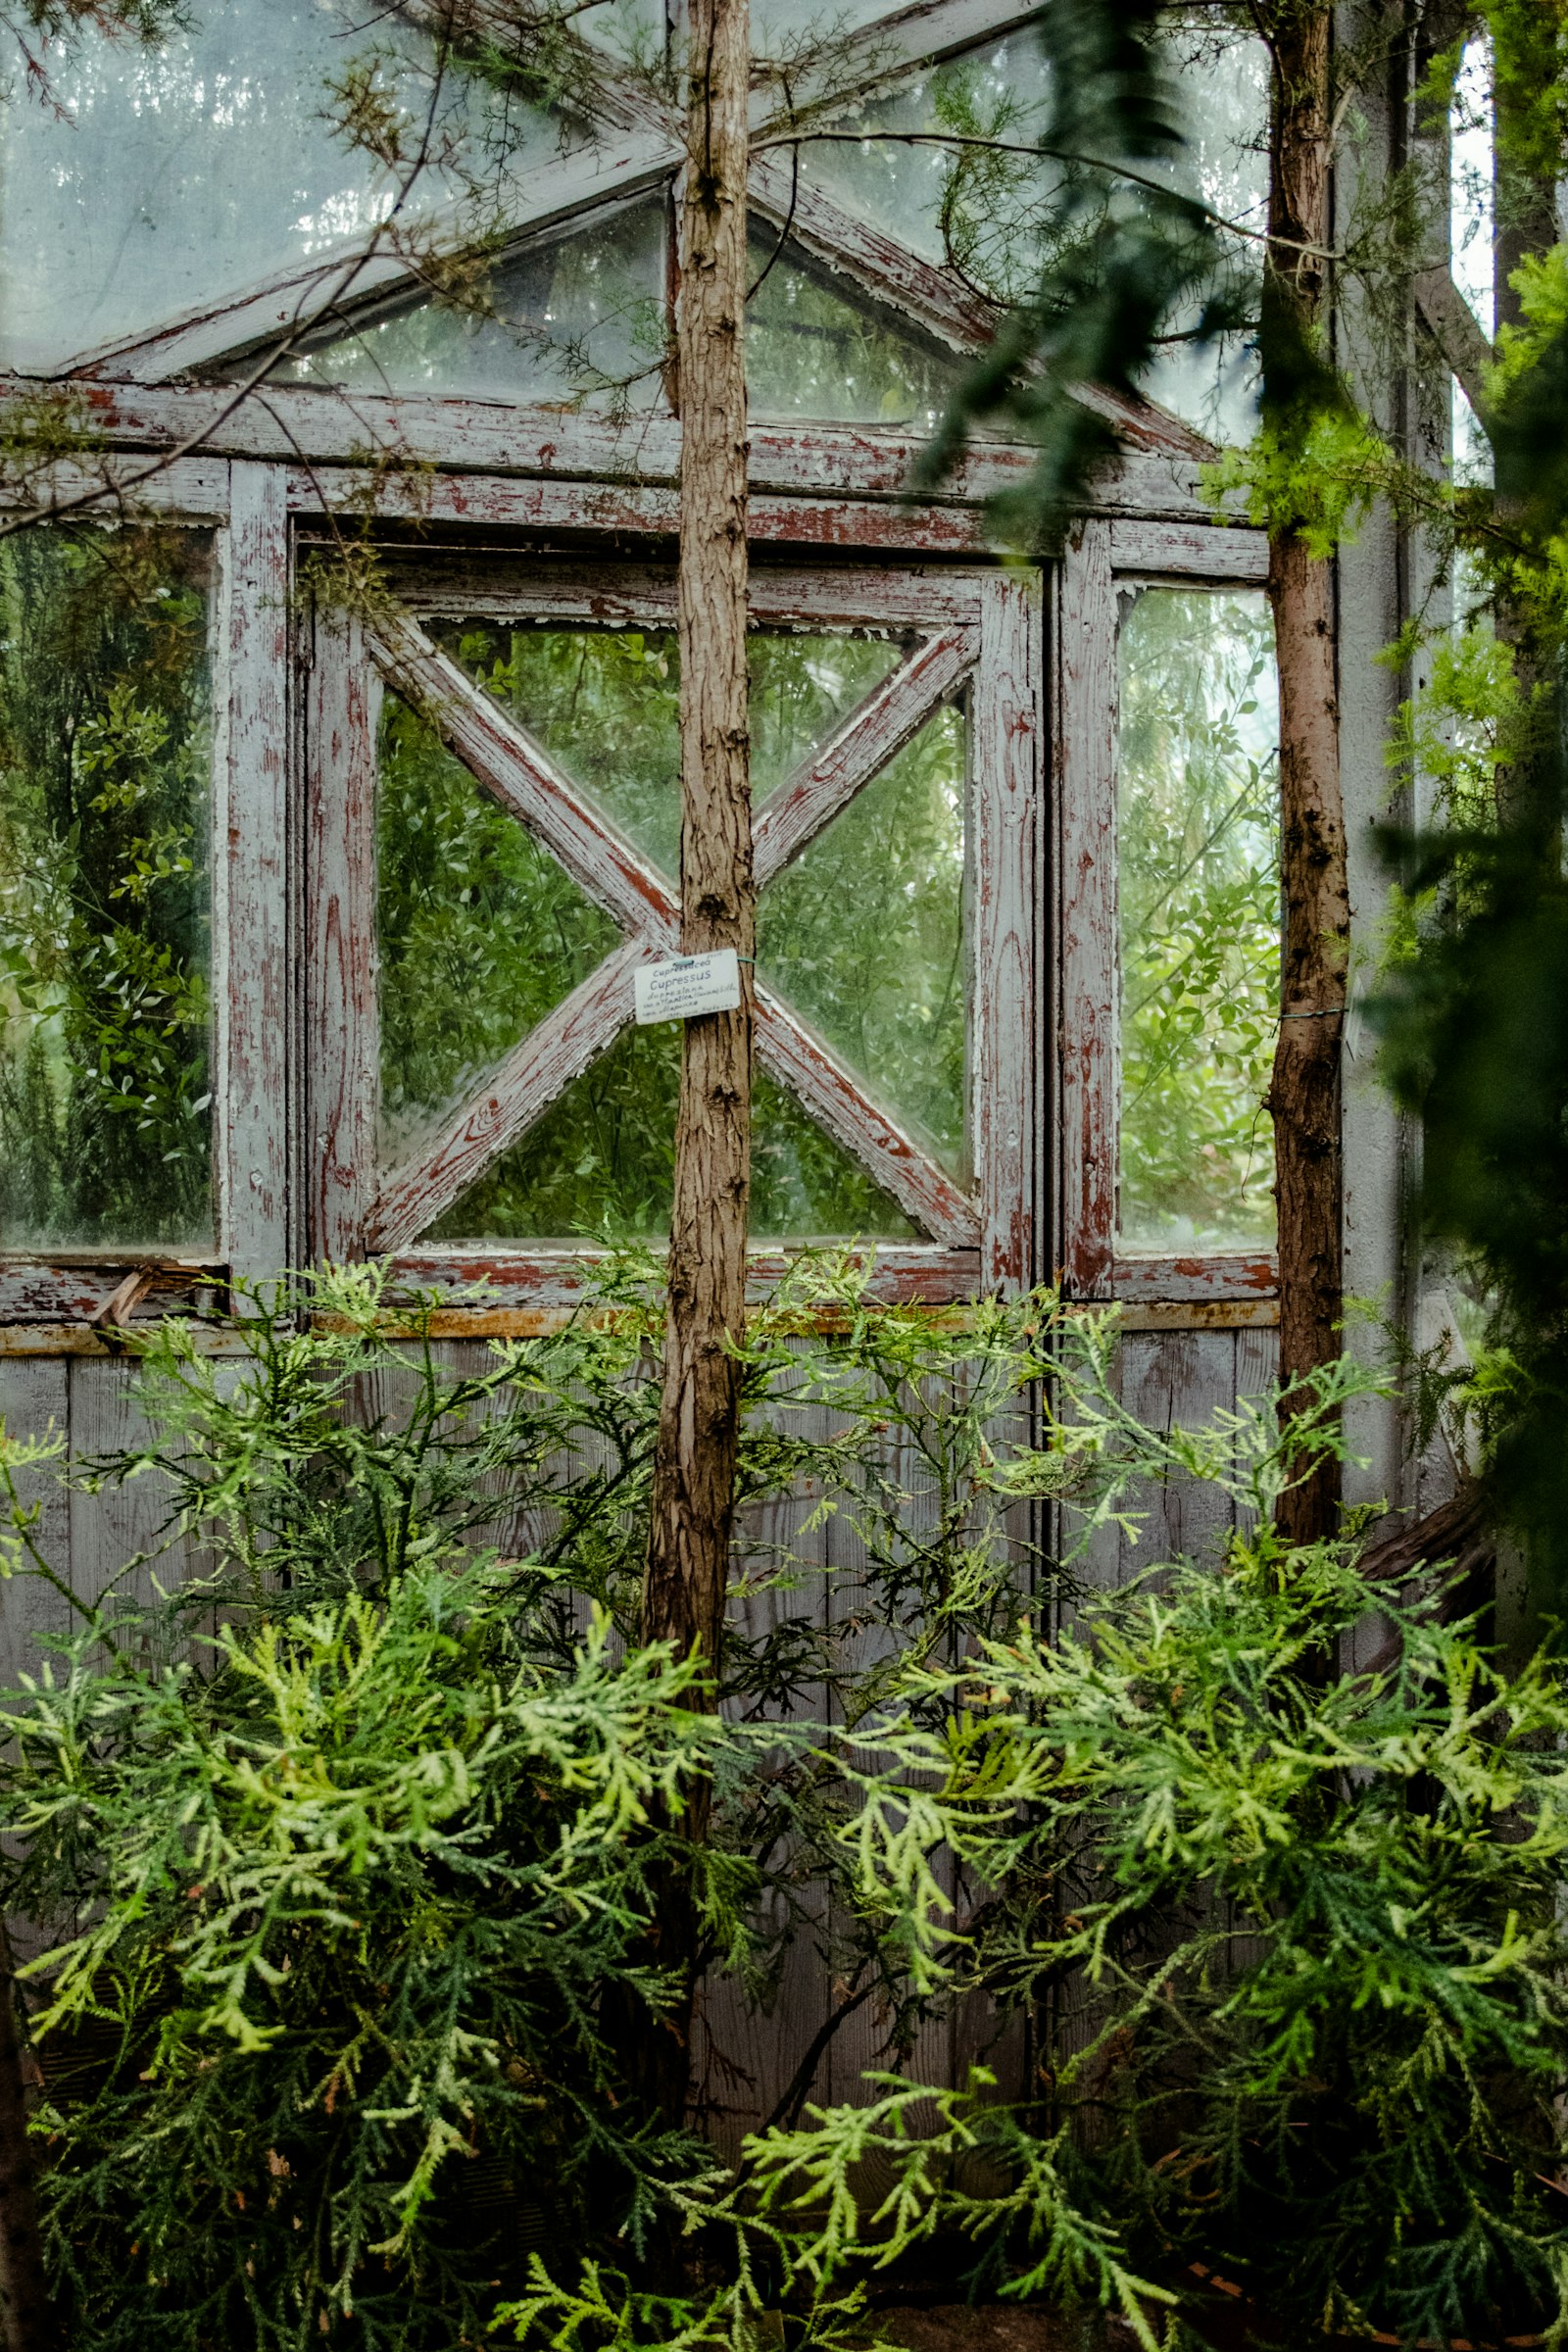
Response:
[305, 555, 1040, 1308]
[1055, 514, 1278, 1314]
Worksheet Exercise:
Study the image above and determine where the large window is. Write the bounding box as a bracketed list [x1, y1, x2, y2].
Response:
[0, 0, 1280, 1333]
[308, 562, 1038, 1302]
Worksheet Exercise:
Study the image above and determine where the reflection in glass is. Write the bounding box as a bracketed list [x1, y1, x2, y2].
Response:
[1117, 589, 1279, 1253]
[798, 21, 1266, 446]
[747, 235, 970, 430]
[276, 203, 667, 408]
[438, 621, 906, 877]
[420, 1024, 913, 1245]
[0, 529, 214, 1248]
[376, 695, 620, 1166]
[759, 708, 969, 1179]
[1, 0, 560, 371]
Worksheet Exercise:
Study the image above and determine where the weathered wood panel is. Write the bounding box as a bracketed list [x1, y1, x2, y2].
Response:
[5, 382, 1243, 527]
[307, 610, 381, 1266]
[1056, 520, 1117, 1299]
[1108, 518, 1270, 582]
[974, 570, 1043, 1292]
[218, 463, 292, 1288]
[0, 1361, 73, 1693]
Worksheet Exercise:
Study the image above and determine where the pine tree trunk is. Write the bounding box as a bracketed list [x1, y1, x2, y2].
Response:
[1262, 1, 1348, 1548]
[635, 0, 753, 2130]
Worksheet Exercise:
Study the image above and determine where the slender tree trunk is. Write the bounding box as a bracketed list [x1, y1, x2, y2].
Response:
[635, 0, 753, 2130]
[1262, 1, 1348, 1547]
[0, 1932, 53, 2352]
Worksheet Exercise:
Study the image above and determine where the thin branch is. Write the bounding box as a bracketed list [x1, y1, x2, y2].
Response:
[747, 138, 800, 301]
[747, 127, 1339, 262]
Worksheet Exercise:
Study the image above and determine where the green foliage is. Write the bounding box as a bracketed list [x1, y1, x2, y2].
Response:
[0, 524, 213, 1249]
[915, 0, 1245, 536]
[1117, 587, 1278, 1250]
[779, 1473, 1568, 2346]
[6, 1269, 1568, 2347]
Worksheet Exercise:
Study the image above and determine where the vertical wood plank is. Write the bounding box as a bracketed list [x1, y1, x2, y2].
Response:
[217, 463, 291, 1289]
[307, 608, 381, 1265]
[974, 568, 1043, 1294]
[1056, 520, 1117, 1298]
[1115, 1332, 1240, 1579]
[66, 1359, 181, 1616]
[0, 1362, 72, 1691]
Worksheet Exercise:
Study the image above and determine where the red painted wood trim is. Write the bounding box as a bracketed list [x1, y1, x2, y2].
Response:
[306, 609, 381, 1265]
[390, 560, 988, 631]
[974, 570, 1043, 1294]
[368, 940, 652, 1252]
[388, 1244, 984, 1315]
[755, 625, 978, 885]
[1112, 1252, 1279, 1304]
[218, 464, 291, 1282]
[754, 990, 981, 1250]
[367, 613, 681, 946]
[1056, 520, 1118, 1298]
[9, 382, 1232, 526]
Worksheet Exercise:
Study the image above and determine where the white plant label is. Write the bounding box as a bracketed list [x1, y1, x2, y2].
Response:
[633, 948, 743, 1025]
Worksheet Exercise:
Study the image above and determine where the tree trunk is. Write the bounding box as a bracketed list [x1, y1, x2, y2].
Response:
[0, 1932, 53, 2352]
[1262, 1, 1348, 1547]
[637, 0, 753, 2131]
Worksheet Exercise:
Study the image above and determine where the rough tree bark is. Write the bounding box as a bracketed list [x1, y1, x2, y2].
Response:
[636, 0, 753, 2129]
[1262, 0, 1349, 1548]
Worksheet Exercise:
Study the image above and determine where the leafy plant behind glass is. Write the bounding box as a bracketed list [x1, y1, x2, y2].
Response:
[0, 525, 213, 1248]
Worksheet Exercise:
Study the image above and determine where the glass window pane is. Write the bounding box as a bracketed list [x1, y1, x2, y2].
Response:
[376, 693, 621, 1167]
[1, 0, 562, 372]
[799, 35, 1052, 284]
[273, 202, 668, 409]
[0, 528, 214, 1250]
[758, 708, 969, 1181]
[418, 1024, 912, 1246]
[798, 21, 1266, 447]
[1117, 588, 1279, 1254]
[746, 235, 970, 429]
[437, 621, 906, 877]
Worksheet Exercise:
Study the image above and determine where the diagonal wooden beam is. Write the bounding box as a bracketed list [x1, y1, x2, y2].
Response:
[1414, 265, 1494, 429]
[368, 935, 652, 1250]
[754, 987, 981, 1248]
[754, 623, 976, 885]
[368, 611, 681, 946]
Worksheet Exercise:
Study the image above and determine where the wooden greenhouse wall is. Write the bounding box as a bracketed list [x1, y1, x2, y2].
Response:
[0, 0, 1437, 2125]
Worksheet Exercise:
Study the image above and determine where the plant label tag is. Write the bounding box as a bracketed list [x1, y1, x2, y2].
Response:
[633, 948, 743, 1025]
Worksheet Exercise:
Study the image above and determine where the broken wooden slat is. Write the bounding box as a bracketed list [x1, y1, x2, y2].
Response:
[385, 1244, 983, 1318]
[755, 625, 978, 885]
[368, 940, 652, 1252]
